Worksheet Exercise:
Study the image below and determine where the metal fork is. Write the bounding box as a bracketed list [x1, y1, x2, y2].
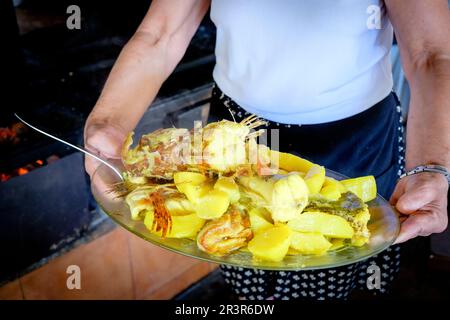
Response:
[14, 113, 124, 181]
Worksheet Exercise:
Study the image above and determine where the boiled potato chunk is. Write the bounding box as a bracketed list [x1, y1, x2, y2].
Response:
[252, 206, 272, 221]
[144, 210, 206, 238]
[238, 246, 250, 253]
[249, 207, 273, 234]
[182, 182, 213, 204]
[341, 176, 377, 202]
[304, 164, 326, 195]
[320, 184, 341, 201]
[324, 177, 347, 193]
[248, 225, 293, 262]
[351, 236, 369, 247]
[270, 150, 314, 173]
[195, 189, 230, 219]
[329, 238, 346, 250]
[269, 174, 309, 222]
[214, 177, 240, 203]
[290, 232, 332, 255]
[287, 248, 301, 255]
[238, 176, 274, 205]
[174, 172, 207, 193]
[287, 211, 354, 238]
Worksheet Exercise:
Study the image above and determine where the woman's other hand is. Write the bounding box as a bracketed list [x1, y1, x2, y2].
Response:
[390, 172, 448, 244]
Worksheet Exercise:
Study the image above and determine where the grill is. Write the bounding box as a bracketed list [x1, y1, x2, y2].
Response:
[0, 0, 216, 284]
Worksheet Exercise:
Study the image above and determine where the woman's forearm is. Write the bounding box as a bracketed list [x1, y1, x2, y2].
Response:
[87, 31, 174, 134]
[405, 53, 450, 170]
[83, 0, 209, 174]
[86, 0, 210, 135]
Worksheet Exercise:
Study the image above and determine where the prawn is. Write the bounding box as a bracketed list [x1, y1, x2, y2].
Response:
[121, 116, 268, 180]
[197, 207, 253, 256]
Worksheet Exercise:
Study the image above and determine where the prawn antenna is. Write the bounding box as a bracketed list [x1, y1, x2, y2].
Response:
[227, 107, 237, 123]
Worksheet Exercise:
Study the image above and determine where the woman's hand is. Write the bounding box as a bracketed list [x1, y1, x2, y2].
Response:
[390, 172, 448, 244]
[84, 120, 128, 178]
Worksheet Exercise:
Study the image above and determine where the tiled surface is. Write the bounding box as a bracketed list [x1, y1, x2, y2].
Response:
[0, 227, 216, 300]
[20, 228, 134, 300]
[3, 224, 450, 301]
[127, 233, 216, 299]
[0, 280, 23, 300]
[146, 262, 215, 300]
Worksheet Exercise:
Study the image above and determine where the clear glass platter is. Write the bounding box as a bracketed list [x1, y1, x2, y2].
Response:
[91, 163, 400, 270]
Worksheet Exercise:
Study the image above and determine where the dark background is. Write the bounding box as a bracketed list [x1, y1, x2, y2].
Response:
[1, 0, 449, 300]
[1, 0, 216, 285]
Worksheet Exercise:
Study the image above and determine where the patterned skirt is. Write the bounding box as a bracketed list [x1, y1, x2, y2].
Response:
[208, 84, 406, 300]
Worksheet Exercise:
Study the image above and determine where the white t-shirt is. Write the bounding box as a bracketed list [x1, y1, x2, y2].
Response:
[210, 0, 394, 124]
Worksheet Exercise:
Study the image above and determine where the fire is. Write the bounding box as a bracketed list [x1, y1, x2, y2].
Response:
[0, 159, 45, 182]
[0, 123, 26, 144]
[0, 127, 16, 140]
[17, 168, 29, 175]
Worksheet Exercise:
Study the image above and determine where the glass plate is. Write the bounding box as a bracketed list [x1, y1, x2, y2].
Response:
[91, 163, 400, 271]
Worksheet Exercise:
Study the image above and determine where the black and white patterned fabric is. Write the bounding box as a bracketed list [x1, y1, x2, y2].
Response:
[221, 245, 401, 300]
[209, 84, 406, 300]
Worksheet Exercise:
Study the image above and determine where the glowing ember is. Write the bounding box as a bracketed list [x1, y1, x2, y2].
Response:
[17, 168, 29, 175]
[0, 158, 47, 182]
[0, 127, 15, 140]
[0, 123, 26, 144]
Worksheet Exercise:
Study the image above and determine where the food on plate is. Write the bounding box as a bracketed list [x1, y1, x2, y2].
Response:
[320, 177, 346, 200]
[173, 172, 208, 193]
[340, 176, 377, 202]
[195, 189, 230, 219]
[144, 210, 205, 239]
[201, 117, 265, 172]
[248, 207, 273, 234]
[214, 177, 241, 203]
[305, 191, 371, 245]
[120, 117, 378, 262]
[121, 116, 267, 181]
[248, 225, 293, 262]
[197, 207, 252, 256]
[304, 164, 326, 195]
[290, 232, 332, 255]
[126, 187, 155, 221]
[287, 211, 354, 238]
[269, 174, 309, 222]
[238, 176, 274, 205]
[270, 150, 314, 173]
[122, 128, 190, 180]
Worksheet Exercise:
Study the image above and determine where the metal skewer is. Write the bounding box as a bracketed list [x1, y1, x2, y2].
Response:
[14, 113, 124, 181]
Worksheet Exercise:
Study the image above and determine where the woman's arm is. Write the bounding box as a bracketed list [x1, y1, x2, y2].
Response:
[84, 0, 210, 176]
[386, 0, 450, 242]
